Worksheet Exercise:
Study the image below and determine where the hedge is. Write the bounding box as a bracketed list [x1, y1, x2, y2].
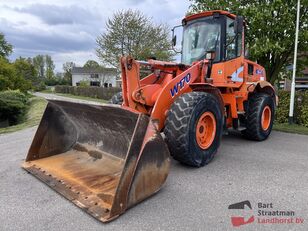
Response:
[54, 85, 121, 100]
[0, 90, 29, 126]
[275, 90, 308, 127]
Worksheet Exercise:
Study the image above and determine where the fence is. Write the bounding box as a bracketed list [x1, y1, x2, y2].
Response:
[279, 78, 308, 90]
[54, 85, 121, 100]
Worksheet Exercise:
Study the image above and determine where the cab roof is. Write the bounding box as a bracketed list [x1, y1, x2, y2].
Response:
[183, 10, 236, 24]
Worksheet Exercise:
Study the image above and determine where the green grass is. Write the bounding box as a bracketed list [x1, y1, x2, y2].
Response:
[55, 93, 108, 104]
[39, 89, 53, 93]
[0, 97, 47, 134]
[273, 123, 308, 135]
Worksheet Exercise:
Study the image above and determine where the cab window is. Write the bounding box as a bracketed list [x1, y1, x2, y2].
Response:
[225, 18, 236, 60]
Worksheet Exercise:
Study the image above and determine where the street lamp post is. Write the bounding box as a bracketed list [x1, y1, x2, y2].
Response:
[289, 0, 301, 124]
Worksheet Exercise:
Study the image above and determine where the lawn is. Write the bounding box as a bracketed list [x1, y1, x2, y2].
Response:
[273, 123, 308, 135]
[0, 97, 47, 134]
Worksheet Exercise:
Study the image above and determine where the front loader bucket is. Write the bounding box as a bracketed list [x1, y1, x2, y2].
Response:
[22, 100, 170, 222]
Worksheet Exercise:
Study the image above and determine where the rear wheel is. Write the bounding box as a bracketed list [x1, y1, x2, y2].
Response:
[242, 93, 275, 141]
[109, 92, 123, 105]
[164, 92, 223, 167]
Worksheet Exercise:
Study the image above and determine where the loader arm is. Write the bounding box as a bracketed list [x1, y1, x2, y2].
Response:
[121, 56, 210, 130]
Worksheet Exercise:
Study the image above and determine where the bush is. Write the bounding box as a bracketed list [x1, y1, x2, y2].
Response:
[275, 90, 308, 127]
[0, 90, 29, 126]
[78, 80, 90, 87]
[275, 90, 290, 123]
[34, 81, 46, 91]
[298, 105, 308, 127]
[54, 85, 121, 100]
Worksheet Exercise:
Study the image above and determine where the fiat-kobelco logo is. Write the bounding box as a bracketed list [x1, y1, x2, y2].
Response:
[170, 73, 191, 98]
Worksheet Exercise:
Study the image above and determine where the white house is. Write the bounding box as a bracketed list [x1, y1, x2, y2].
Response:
[72, 67, 119, 87]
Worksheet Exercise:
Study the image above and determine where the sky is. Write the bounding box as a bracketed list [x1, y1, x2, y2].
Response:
[0, 0, 190, 72]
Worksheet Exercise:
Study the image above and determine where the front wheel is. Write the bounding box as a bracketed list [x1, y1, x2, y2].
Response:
[164, 92, 223, 167]
[242, 93, 275, 141]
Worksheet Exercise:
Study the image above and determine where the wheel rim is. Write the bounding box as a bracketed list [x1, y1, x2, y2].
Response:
[196, 112, 216, 149]
[261, 106, 271, 131]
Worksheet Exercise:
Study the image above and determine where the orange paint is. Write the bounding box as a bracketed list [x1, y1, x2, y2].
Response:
[261, 106, 271, 130]
[196, 112, 216, 149]
[119, 11, 275, 131]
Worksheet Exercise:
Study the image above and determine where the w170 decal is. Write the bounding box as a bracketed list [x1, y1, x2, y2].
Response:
[170, 73, 191, 98]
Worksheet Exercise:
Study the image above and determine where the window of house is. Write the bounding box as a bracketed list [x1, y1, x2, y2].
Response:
[90, 74, 99, 78]
[90, 81, 100, 86]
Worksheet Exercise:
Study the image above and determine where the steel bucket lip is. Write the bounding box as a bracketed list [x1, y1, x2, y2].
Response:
[46, 98, 106, 106]
[46, 99, 141, 114]
[22, 162, 116, 222]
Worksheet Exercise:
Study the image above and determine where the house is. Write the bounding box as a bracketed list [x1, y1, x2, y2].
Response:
[279, 67, 308, 90]
[72, 67, 119, 87]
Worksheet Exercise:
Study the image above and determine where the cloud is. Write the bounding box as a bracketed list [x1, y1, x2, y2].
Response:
[0, 17, 95, 52]
[13, 4, 99, 25]
[0, 0, 190, 71]
[126, 0, 145, 5]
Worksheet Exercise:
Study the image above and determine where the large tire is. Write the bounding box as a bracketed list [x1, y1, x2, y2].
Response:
[109, 92, 123, 105]
[242, 93, 275, 141]
[164, 92, 223, 167]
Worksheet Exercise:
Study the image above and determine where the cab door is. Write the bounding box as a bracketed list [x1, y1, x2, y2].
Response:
[212, 16, 244, 88]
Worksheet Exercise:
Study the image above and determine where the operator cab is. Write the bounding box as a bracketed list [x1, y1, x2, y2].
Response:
[172, 11, 244, 65]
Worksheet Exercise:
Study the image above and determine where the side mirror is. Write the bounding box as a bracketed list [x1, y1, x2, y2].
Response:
[172, 35, 177, 46]
[234, 16, 244, 34]
[171, 24, 182, 54]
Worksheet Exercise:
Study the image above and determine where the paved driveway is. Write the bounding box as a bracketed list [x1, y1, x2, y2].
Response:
[0, 98, 308, 230]
[34, 92, 105, 105]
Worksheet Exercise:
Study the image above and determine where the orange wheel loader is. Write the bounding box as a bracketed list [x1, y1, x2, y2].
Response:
[23, 10, 277, 222]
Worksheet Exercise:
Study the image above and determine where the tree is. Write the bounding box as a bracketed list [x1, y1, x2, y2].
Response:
[189, 0, 308, 84]
[63, 61, 76, 85]
[32, 54, 56, 85]
[0, 57, 31, 92]
[96, 9, 174, 68]
[14, 57, 38, 84]
[0, 32, 13, 58]
[45, 55, 55, 80]
[84, 60, 100, 69]
[15, 57, 47, 90]
[33, 55, 45, 78]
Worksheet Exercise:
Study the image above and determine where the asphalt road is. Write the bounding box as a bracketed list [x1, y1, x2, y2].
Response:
[1, 97, 308, 230]
[34, 92, 105, 105]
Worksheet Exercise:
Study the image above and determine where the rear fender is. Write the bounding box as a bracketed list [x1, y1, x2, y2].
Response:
[248, 80, 277, 106]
